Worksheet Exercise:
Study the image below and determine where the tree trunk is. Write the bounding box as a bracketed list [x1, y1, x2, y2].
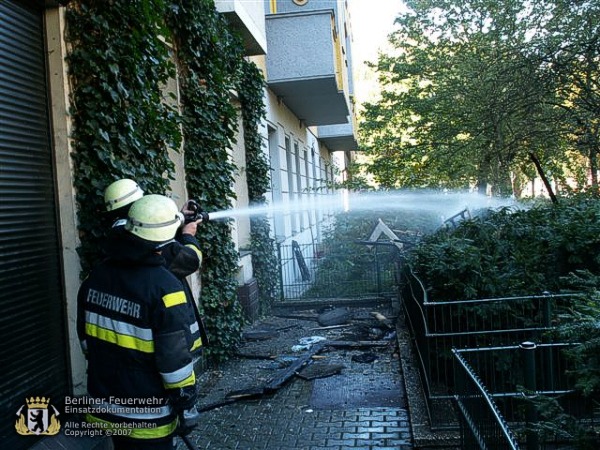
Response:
[589, 146, 598, 190]
[529, 152, 558, 204]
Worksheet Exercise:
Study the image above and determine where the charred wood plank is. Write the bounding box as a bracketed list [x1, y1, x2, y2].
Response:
[297, 363, 345, 380]
[324, 340, 392, 348]
[318, 307, 350, 326]
[272, 313, 319, 322]
[235, 351, 277, 360]
[264, 342, 325, 391]
[197, 398, 238, 413]
[225, 386, 266, 400]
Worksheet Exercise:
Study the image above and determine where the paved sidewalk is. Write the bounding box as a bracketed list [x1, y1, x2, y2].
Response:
[178, 305, 414, 450]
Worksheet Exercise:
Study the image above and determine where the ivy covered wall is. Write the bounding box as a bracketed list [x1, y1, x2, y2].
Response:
[66, 0, 180, 275]
[65, 0, 275, 360]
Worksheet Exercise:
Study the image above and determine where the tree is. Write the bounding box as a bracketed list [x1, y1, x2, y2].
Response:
[359, 0, 597, 197]
[532, 0, 600, 190]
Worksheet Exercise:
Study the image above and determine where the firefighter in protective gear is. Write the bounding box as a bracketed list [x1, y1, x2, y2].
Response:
[102, 179, 208, 355]
[77, 194, 201, 450]
[125, 194, 184, 241]
[104, 178, 144, 227]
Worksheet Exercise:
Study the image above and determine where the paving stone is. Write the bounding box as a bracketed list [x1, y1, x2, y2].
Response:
[175, 305, 414, 450]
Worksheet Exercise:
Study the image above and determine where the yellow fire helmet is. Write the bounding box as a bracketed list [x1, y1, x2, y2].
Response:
[125, 194, 183, 243]
[104, 178, 144, 212]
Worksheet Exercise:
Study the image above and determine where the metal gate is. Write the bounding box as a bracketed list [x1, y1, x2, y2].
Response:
[277, 239, 402, 301]
[0, 1, 69, 447]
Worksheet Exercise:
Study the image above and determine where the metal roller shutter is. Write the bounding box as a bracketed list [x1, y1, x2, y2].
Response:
[0, 1, 69, 447]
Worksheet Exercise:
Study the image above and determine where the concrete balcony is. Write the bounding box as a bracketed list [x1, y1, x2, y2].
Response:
[318, 97, 359, 151]
[318, 121, 358, 151]
[265, 10, 350, 125]
[215, 0, 267, 56]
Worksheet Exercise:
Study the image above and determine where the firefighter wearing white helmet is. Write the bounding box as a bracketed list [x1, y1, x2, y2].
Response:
[125, 194, 183, 243]
[104, 178, 144, 212]
[77, 193, 201, 450]
[101, 180, 208, 357]
[104, 178, 144, 227]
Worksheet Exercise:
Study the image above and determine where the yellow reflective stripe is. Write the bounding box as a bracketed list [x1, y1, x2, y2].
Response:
[163, 371, 196, 390]
[162, 291, 186, 308]
[185, 244, 202, 261]
[270, 0, 277, 14]
[191, 337, 203, 351]
[86, 311, 153, 341]
[86, 323, 154, 353]
[86, 414, 177, 439]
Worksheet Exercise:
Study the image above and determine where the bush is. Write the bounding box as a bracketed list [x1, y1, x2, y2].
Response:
[409, 196, 600, 301]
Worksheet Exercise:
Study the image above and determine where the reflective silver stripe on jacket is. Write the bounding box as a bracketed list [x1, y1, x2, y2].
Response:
[111, 218, 127, 228]
[160, 361, 195, 385]
[190, 321, 199, 334]
[85, 311, 153, 341]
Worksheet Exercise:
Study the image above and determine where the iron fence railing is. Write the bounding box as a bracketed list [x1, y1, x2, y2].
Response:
[453, 349, 520, 450]
[453, 343, 599, 450]
[276, 240, 401, 301]
[400, 266, 581, 430]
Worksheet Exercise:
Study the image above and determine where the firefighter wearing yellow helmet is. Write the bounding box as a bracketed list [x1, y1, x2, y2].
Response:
[103, 178, 144, 227]
[102, 178, 208, 351]
[77, 194, 201, 449]
[125, 194, 184, 242]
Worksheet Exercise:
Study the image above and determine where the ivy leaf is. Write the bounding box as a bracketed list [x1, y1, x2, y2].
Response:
[99, 129, 110, 142]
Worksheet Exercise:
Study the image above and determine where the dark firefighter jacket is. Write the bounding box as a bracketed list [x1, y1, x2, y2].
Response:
[77, 231, 198, 440]
[161, 232, 209, 352]
[108, 222, 208, 354]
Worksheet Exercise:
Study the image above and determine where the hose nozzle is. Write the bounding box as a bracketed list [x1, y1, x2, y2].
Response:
[183, 200, 210, 224]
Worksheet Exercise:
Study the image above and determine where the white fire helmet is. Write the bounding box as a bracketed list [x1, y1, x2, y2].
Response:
[125, 194, 183, 243]
[104, 179, 144, 212]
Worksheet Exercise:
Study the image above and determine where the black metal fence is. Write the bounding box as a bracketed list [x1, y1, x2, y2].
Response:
[276, 240, 402, 301]
[453, 343, 598, 449]
[453, 349, 520, 450]
[400, 265, 580, 430]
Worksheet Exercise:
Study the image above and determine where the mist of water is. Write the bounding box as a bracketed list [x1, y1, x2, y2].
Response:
[207, 190, 519, 222]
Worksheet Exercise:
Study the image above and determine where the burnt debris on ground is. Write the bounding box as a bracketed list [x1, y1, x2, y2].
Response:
[195, 304, 403, 412]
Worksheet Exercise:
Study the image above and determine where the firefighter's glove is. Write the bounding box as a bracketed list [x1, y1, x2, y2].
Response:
[177, 406, 201, 436]
[169, 385, 198, 412]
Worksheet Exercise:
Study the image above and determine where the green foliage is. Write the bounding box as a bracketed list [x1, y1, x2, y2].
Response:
[65, 0, 180, 275]
[332, 162, 374, 191]
[360, 0, 599, 195]
[166, 0, 244, 360]
[555, 271, 600, 397]
[410, 196, 600, 300]
[527, 395, 600, 449]
[408, 196, 600, 444]
[238, 61, 270, 201]
[238, 60, 280, 312]
[66, 0, 270, 360]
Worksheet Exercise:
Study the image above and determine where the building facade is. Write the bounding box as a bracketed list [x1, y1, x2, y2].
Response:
[0, 1, 357, 447]
[222, 0, 358, 294]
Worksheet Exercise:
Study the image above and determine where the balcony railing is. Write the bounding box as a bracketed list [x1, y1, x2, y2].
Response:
[215, 0, 267, 55]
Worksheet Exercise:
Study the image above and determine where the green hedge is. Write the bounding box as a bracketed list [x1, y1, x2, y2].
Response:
[409, 196, 600, 300]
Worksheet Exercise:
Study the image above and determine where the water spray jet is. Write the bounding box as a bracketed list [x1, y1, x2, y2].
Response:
[203, 190, 520, 223]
